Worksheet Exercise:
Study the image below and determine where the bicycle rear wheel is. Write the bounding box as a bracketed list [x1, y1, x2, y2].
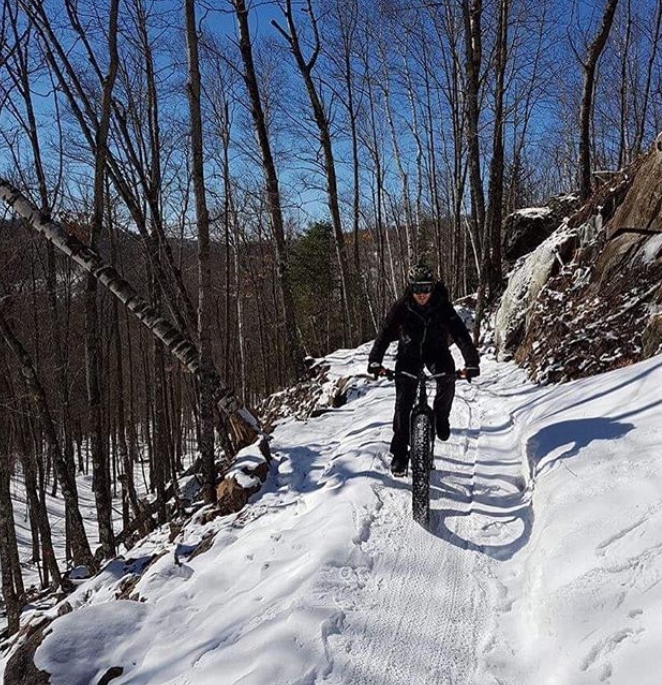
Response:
[411, 413, 432, 526]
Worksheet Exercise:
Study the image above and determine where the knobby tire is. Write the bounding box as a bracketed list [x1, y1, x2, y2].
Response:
[411, 413, 431, 526]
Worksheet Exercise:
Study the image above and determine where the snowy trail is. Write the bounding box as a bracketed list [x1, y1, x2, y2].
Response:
[323, 376, 490, 685]
[233, 345, 530, 685]
[160, 345, 526, 685]
[10, 345, 662, 685]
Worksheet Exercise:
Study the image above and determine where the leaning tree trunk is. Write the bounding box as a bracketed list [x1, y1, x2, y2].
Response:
[0, 178, 265, 458]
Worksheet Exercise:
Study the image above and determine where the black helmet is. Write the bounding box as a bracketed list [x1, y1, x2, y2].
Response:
[407, 262, 435, 285]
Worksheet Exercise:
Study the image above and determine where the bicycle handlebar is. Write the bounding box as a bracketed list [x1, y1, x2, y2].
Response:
[382, 369, 464, 382]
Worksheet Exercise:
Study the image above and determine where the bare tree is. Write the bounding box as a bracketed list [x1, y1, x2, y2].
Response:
[272, 0, 356, 345]
[0, 302, 94, 570]
[577, 0, 620, 200]
[0, 441, 23, 634]
[0, 179, 264, 454]
[231, 0, 307, 380]
[483, 0, 510, 299]
[634, 1, 662, 155]
[185, 0, 217, 504]
[83, 0, 120, 557]
[462, 0, 486, 258]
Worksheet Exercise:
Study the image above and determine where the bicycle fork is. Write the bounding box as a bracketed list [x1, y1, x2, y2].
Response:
[410, 384, 436, 471]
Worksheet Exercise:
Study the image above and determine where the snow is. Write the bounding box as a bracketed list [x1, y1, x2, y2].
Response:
[7, 469, 124, 595]
[511, 206, 553, 219]
[4, 343, 662, 683]
[637, 232, 662, 265]
[495, 221, 578, 355]
[34, 602, 153, 685]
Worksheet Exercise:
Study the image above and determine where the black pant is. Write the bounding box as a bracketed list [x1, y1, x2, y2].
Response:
[390, 358, 455, 460]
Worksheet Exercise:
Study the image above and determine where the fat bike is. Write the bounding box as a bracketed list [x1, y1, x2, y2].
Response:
[385, 368, 466, 527]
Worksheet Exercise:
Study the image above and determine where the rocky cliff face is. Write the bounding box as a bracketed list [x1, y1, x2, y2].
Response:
[495, 133, 662, 384]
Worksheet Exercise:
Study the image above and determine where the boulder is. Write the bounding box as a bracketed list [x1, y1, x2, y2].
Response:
[495, 223, 579, 357]
[215, 461, 269, 517]
[503, 194, 580, 266]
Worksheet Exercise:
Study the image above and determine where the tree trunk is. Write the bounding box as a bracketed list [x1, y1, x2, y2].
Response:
[578, 0, 619, 200]
[19, 448, 61, 587]
[185, 0, 218, 504]
[0, 306, 95, 570]
[84, 0, 120, 560]
[0, 179, 263, 455]
[462, 0, 486, 254]
[632, 0, 662, 156]
[109, 248, 140, 522]
[484, 0, 509, 300]
[232, 0, 307, 380]
[273, 0, 355, 346]
[0, 453, 22, 635]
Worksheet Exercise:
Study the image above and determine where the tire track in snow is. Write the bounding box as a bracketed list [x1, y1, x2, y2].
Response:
[323, 383, 496, 685]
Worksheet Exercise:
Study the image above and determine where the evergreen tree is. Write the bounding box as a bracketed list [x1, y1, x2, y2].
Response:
[291, 222, 339, 355]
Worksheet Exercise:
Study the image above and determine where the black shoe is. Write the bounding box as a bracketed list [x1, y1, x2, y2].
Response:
[437, 419, 450, 441]
[390, 454, 408, 477]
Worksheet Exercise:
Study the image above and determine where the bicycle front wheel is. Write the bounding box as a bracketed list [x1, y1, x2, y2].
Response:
[411, 413, 431, 526]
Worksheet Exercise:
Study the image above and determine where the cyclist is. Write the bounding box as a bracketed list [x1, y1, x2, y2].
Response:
[367, 263, 480, 477]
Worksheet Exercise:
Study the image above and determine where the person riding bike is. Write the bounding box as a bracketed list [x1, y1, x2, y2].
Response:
[367, 262, 480, 477]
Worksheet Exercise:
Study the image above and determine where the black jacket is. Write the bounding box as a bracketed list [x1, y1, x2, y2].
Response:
[368, 282, 480, 370]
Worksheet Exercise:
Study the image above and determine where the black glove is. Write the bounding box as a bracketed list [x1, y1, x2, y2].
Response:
[368, 361, 386, 379]
[462, 366, 480, 380]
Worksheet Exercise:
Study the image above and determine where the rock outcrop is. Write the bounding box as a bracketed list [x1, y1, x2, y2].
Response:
[607, 132, 662, 239]
[495, 134, 662, 383]
[503, 193, 581, 267]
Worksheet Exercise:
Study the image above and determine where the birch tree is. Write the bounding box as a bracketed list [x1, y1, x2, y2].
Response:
[0, 179, 265, 459]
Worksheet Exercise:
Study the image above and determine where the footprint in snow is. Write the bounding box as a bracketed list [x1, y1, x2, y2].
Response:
[581, 628, 643, 672]
[322, 473, 346, 490]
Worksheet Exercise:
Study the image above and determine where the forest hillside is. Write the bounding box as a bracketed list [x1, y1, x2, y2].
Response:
[1, 0, 662, 681]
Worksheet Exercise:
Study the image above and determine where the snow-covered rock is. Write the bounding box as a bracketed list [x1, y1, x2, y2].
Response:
[496, 140, 662, 382]
[495, 221, 579, 357]
[503, 193, 580, 266]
